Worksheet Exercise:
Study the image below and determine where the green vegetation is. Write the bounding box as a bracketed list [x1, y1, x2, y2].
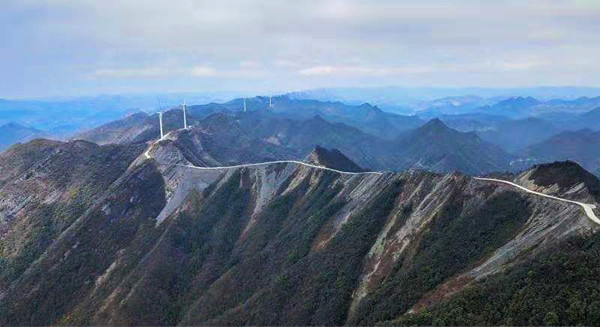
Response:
[205, 179, 405, 326]
[4, 144, 596, 326]
[0, 162, 166, 326]
[0, 142, 144, 288]
[178, 170, 350, 324]
[354, 191, 532, 325]
[395, 234, 600, 326]
[164, 170, 252, 323]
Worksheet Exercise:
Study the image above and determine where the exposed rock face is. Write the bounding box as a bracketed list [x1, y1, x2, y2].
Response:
[0, 135, 598, 326]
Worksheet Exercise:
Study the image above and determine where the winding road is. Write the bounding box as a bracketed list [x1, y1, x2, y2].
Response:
[474, 177, 600, 226]
[143, 137, 382, 176]
[173, 161, 383, 176]
[143, 134, 598, 225]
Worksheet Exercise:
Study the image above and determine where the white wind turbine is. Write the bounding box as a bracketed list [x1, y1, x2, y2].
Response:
[157, 98, 164, 139]
[158, 112, 164, 139]
[243, 98, 247, 112]
[181, 100, 188, 129]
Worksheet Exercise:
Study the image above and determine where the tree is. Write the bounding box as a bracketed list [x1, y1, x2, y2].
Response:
[543, 311, 559, 326]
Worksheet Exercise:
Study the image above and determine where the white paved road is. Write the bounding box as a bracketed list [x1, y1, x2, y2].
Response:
[174, 161, 384, 176]
[143, 134, 596, 225]
[143, 135, 382, 176]
[475, 177, 600, 226]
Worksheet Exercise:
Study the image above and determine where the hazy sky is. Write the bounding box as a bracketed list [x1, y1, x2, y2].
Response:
[2, 0, 600, 98]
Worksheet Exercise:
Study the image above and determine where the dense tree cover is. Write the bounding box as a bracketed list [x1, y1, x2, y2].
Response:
[178, 170, 357, 324]
[202, 179, 406, 325]
[353, 191, 531, 325]
[0, 162, 166, 325]
[0, 141, 145, 288]
[394, 234, 600, 326]
[83, 168, 352, 325]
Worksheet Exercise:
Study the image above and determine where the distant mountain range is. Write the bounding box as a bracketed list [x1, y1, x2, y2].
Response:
[419, 96, 600, 118]
[78, 100, 513, 175]
[517, 129, 600, 176]
[476, 117, 562, 153]
[3, 93, 600, 178]
[288, 86, 600, 114]
[76, 94, 600, 177]
[0, 92, 242, 140]
[394, 118, 512, 174]
[0, 122, 52, 151]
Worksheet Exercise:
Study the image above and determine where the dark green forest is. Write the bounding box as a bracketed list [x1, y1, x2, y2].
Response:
[394, 234, 600, 326]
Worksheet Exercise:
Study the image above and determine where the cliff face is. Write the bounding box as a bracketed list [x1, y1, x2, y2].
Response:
[0, 133, 598, 325]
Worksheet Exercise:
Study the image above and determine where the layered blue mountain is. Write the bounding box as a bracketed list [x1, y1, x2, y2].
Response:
[78, 101, 513, 175]
[0, 122, 52, 151]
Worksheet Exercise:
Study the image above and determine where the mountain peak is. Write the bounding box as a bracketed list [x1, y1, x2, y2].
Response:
[305, 146, 364, 172]
[418, 118, 451, 132]
[499, 96, 540, 106]
[581, 107, 600, 119]
[529, 160, 600, 202]
[3, 121, 24, 128]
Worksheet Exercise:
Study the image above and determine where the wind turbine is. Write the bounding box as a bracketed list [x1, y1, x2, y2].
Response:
[181, 100, 188, 129]
[157, 98, 164, 139]
[243, 98, 247, 112]
[269, 96, 273, 107]
[158, 112, 164, 139]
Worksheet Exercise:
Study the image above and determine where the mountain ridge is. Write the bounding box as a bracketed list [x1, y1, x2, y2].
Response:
[1, 135, 598, 325]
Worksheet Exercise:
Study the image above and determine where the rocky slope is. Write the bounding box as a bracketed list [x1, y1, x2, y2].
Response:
[0, 133, 598, 325]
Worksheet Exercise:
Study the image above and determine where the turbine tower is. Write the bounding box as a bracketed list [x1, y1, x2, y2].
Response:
[243, 98, 247, 112]
[181, 100, 188, 129]
[269, 96, 273, 107]
[157, 98, 165, 139]
[158, 112, 164, 139]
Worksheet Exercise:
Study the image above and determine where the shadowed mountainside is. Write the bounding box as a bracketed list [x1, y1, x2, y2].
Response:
[305, 145, 364, 172]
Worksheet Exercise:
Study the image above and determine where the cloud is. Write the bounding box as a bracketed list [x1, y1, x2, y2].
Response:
[91, 64, 266, 80]
[2, 0, 600, 97]
[299, 66, 337, 75]
[93, 67, 173, 78]
[190, 66, 217, 77]
[297, 59, 549, 77]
